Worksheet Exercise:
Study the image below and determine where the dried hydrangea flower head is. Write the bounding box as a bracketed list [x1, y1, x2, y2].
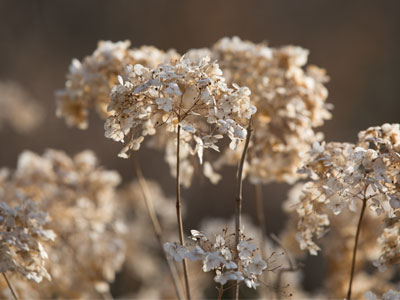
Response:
[164, 228, 268, 292]
[3, 149, 125, 298]
[208, 36, 332, 184]
[0, 81, 44, 134]
[105, 55, 255, 185]
[56, 40, 179, 129]
[0, 194, 54, 283]
[199, 216, 301, 299]
[282, 187, 400, 300]
[288, 124, 400, 267]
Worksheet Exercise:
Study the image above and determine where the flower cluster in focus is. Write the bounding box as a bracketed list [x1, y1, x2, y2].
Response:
[287, 124, 400, 272]
[105, 55, 255, 185]
[164, 229, 268, 290]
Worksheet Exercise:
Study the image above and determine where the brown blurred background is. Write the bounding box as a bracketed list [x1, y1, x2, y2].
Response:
[0, 0, 399, 292]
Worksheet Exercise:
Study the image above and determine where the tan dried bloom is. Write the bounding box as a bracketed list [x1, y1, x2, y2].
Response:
[188, 37, 332, 184]
[0, 81, 44, 134]
[287, 124, 400, 274]
[283, 183, 395, 299]
[2, 149, 125, 298]
[0, 194, 54, 283]
[105, 55, 255, 185]
[56, 40, 179, 129]
[165, 228, 268, 291]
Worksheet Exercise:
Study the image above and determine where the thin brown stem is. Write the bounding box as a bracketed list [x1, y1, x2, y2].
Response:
[217, 285, 224, 300]
[132, 157, 184, 300]
[255, 183, 269, 296]
[176, 124, 191, 300]
[346, 197, 367, 300]
[3, 273, 18, 300]
[234, 120, 253, 300]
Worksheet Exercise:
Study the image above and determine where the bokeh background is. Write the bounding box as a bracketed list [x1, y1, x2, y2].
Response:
[0, 0, 399, 293]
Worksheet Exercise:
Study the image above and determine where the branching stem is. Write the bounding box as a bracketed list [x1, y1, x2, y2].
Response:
[3, 273, 18, 300]
[133, 157, 184, 300]
[254, 183, 268, 285]
[217, 285, 224, 300]
[346, 196, 367, 300]
[176, 124, 191, 300]
[234, 120, 253, 300]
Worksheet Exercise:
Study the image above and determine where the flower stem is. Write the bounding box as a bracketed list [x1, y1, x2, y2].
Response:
[133, 157, 184, 300]
[217, 285, 224, 300]
[3, 273, 18, 300]
[176, 124, 191, 300]
[234, 120, 253, 300]
[346, 197, 367, 300]
[255, 183, 268, 295]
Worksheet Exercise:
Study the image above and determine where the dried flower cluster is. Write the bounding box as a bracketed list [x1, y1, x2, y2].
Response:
[288, 124, 400, 266]
[0, 81, 44, 134]
[105, 56, 255, 185]
[0, 190, 54, 283]
[1, 149, 125, 298]
[56, 40, 179, 129]
[283, 185, 395, 299]
[209, 36, 332, 184]
[57, 37, 331, 187]
[164, 229, 268, 290]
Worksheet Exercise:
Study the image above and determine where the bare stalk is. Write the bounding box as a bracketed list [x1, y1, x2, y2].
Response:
[3, 273, 18, 300]
[234, 120, 253, 300]
[346, 197, 367, 300]
[176, 124, 191, 300]
[255, 183, 268, 296]
[132, 157, 184, 300]
[217, 285, 224, 300]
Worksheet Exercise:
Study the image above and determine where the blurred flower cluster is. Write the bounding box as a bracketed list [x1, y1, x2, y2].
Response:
[0, 196, 54, 283]
[0, 81, 44, 134]
[189, 37, 332, 184]
[56, 40, 179, 129]
[0, 150, 125, 298]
